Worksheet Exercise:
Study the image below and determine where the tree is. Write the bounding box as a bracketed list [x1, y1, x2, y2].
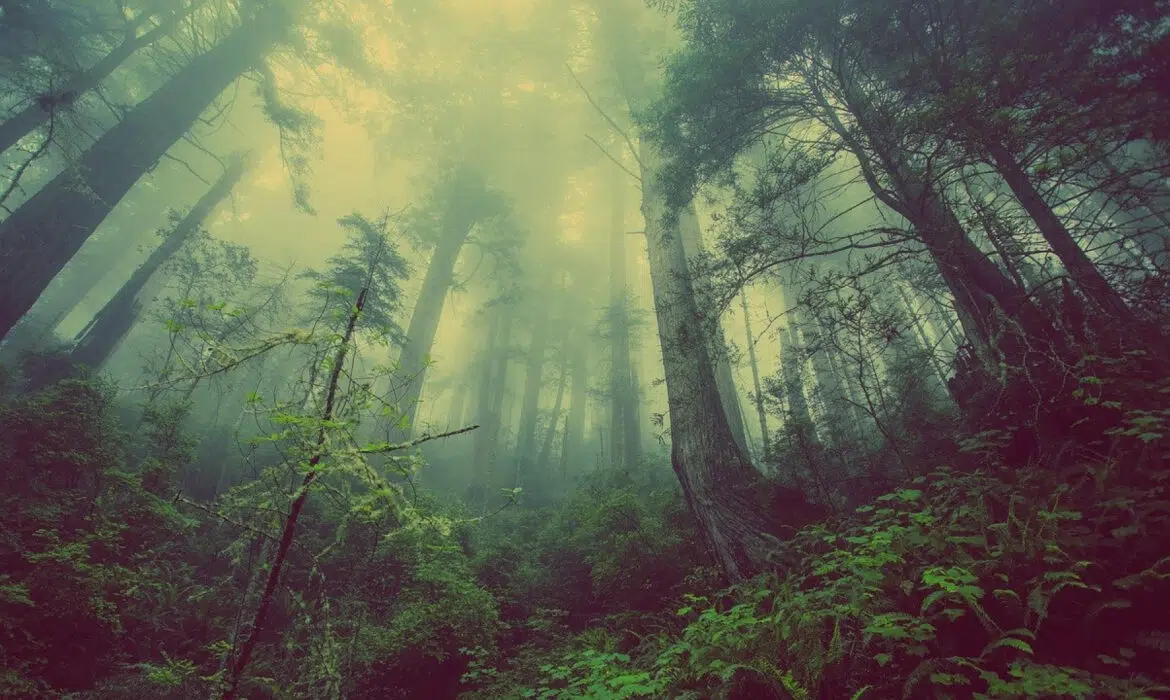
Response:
[0, 2, 298, 341]
[0, 0, 199, 155]
[394, 167, 506, 435]
[70, 152, 251, 369]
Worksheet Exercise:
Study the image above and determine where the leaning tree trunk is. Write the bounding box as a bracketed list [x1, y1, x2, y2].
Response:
[986, 141, 1132, 321]
[0, 7, 290, 341]
[70, 152, 250, 368]
[0, 3, 196, 155]
[640, 140, 818, 582]
[395, 208, 478, 435]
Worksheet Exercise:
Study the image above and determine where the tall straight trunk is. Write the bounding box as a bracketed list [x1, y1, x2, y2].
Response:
[397, 210, 479, 434]
[561, 327, 588, 474]
[895, 285, 951, 390]
[469, 310, 503, 505]
[0, 4, 196, 155]
[798, 313, 852, 446]
[627, 362, 643, 461]
[70, 152, 249, 368]
[0, 7, 290, 341]
[471, 309, 512, 496]
[446, 380, 468, 429]
[987, 141, 1132, 320]
[537, 351, 569, 470]
[514, 302, 549, 482]
[677, 205, 751, 455]
[780, 323, 817, 441]
[640, 141, 817, 582]
[608, 173, 638, 470]
[739, 291, 770, 458]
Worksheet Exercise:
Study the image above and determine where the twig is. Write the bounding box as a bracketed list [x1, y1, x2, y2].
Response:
[585, 133, 643, 186]
[358, 424, 480, 454]
[564, 62, 644, 170]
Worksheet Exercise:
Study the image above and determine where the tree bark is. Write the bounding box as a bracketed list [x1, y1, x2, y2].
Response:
[70, 152, 249, 368]
[640, 141, 817, 582]
[677, 204, 751, 455]
[0, 7, 289, 341]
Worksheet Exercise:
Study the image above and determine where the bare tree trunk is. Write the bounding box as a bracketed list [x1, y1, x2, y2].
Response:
[70, 152, 250, 368]
[640, 141, 818, 582]
[0, 7, 290, 340]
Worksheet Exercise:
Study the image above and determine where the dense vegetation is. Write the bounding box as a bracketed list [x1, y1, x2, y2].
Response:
[2, 0, 1169, 698]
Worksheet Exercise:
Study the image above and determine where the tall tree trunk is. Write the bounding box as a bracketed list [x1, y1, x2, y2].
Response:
[779, 323, 817, 443]
[608, 172, 638, 471]
[396, 208, 479, 435]
[561, 325, 588, 474]
[70, 152, 249, 368]
[467, 311, 501, 506]
[471, 308, 512, 502]
[0, 5, 196, 155]
[446, 380, 468, 429]
[677, 205, 751, 455]
[986, 141, 1132, 320]
[537, 351, 569, 470]
[740, 291, 770, 459]
[514, 301, 549, 483]
[640, 141, 817, 582]
[0, 7, 290, 340]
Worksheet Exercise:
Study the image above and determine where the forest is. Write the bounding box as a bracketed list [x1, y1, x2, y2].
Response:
[1, 0, 1169, 697]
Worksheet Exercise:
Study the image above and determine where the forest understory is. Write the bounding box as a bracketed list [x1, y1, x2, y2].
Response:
[2, 0, 1170, 698]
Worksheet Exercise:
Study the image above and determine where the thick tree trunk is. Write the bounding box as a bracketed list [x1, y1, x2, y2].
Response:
[70, 153, 249, 368]
[677, 205, 751, 455]
[396, 211, 478, 434]
[0, 8, 289, 341]
[987, 141, 1132, 320]
[0, 5, 194, 155]
[640, 141, 817, 582]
